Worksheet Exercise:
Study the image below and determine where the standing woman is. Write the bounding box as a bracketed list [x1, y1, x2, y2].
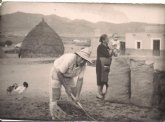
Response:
[96, 34, 112, 99]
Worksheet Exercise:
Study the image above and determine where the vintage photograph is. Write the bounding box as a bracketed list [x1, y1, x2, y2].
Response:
[0, 2, 165, 121]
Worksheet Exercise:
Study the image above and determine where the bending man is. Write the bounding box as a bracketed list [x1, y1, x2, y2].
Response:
[49, 47, 92, 120]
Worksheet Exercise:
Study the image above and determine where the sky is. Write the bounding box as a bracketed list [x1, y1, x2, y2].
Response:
[0, 2, 165, 24]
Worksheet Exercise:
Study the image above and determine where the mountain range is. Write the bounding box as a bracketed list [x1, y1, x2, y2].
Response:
[0, 12, 164, 37]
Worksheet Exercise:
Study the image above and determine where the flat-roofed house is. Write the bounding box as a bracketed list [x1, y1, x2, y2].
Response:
[125, 25, 165, 56]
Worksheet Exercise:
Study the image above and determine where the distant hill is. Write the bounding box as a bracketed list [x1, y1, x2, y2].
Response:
[0, 12, 164, 38]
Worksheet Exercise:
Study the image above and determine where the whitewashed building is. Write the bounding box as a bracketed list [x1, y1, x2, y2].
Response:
[125, 25, 165, 56]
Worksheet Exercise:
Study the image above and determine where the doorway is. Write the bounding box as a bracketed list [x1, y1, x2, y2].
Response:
[120, 41, 125, 55]
[153, 39, 160, 56]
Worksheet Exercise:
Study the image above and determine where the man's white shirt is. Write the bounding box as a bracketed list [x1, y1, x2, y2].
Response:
[53, 53, 86, 79]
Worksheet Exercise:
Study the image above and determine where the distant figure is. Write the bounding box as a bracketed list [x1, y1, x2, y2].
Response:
[49, 47, 92, 120]
[96, 34, 112, 99]
[109, 33, 120, 57]
[18, 49, 21, 58]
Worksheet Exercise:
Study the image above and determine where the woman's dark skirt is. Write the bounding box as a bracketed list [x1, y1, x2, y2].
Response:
[96, 59, 109, 86]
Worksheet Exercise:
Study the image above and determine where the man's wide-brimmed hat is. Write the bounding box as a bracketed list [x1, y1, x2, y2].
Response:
[75, 47, 92, 63]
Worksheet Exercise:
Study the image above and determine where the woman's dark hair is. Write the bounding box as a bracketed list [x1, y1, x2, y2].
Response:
[99, 34, 108, 42]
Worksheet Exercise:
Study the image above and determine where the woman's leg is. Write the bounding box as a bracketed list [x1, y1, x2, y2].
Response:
[105, 83, 109, 95]
[96, 84, 104, 99]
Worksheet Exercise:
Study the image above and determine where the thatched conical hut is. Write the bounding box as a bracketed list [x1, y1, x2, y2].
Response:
[20, 19, 64, 58]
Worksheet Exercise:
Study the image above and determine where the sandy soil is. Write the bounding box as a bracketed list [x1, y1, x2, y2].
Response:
[0, 58, 163, 121]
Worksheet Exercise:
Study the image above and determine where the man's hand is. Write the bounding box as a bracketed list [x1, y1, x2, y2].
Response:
[69, 94, 80, 108]
[65, 86, 72, 97]
[70, 93, 79, 103]
[74, 96, 79, 103]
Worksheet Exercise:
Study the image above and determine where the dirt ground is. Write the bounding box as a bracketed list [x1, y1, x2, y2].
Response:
[0, 58, 164, 121]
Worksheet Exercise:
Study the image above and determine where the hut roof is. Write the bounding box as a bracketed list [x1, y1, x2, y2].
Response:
[20, 19, 64, 58]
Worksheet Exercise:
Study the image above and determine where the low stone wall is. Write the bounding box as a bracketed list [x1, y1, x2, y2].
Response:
[125, 49, 165, 57]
